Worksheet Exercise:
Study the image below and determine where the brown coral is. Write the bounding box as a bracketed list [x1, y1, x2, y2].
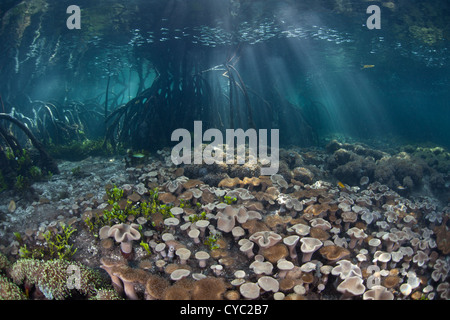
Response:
[177, 190, 193, 202]
[241, 219, 270, 235]
[261, 243, 289, 263]
[292, 167, 314, 184]
[164, 285, 191, 300]
[291, 188, 327, 200]
[383, 275, 400, 289]
[182, 179, 204, 190]
[304, 203, 330, 217]
[319, 245, 350, 262]
[434, 218, 450, 255]
[241, 177, 261, 189]
[191, 277, 226, 300]
[145, 274, 170, 300]
[218, 177, 242, 188]
[159, 192, 176, 204]
[265, 214, 292, 231]
[310, 227, 330, 241]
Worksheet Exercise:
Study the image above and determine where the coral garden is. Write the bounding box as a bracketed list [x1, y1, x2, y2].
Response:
[0, 139, 449, 300]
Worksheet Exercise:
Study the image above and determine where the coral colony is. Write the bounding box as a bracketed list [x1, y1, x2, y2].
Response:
[0, 140, 449, 300]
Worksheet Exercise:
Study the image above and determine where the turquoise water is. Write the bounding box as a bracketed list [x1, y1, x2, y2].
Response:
[1, 0, 449, 148]
[0, 0, 449, 301]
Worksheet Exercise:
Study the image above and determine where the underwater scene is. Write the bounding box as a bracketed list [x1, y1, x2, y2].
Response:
[0, 0, 449, 302]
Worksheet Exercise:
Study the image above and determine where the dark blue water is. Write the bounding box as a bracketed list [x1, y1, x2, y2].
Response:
[0, 0, 449, 148]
